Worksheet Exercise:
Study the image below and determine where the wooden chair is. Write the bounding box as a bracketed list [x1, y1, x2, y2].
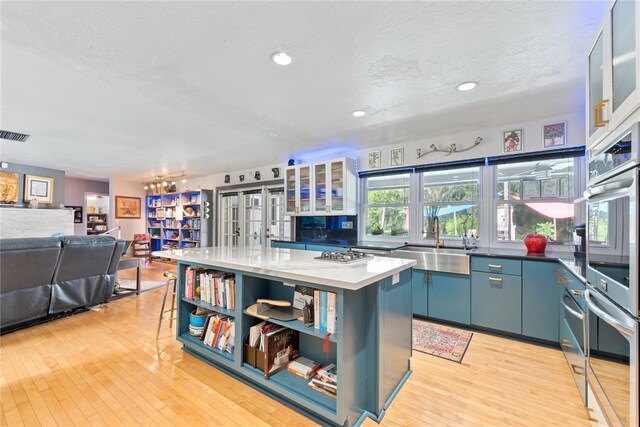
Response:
[132, 233, 152, 263]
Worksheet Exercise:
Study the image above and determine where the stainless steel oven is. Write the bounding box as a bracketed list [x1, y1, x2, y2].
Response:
[585, 167, 637, 316]
[585, 121, 639, 317]
[560, 287, 587, 405]
[585, 287, 638, 427]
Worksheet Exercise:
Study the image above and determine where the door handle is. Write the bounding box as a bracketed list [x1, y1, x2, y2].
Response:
[585, 290, 634, 337]
[557, 270, 570, 285]
[570, 289, 584, 297]
[594, 99, 609, 128]
[570, 364, 585, 375]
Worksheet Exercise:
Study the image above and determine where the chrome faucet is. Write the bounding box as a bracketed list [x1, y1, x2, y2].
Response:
[434, 216, 444, 248]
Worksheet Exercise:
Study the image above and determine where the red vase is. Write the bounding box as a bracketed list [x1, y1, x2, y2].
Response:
[524, 234, 547, 253]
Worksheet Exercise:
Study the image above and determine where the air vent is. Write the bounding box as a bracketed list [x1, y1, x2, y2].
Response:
[0, 130, 30, 142]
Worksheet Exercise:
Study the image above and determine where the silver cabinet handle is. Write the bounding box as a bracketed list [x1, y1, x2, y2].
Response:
[570, 289, 584, 297]
[571, 364, 585, 375]
[585, 290, 634, 337]
[561, 295, 584, 320]
[488, 264, 502, 270]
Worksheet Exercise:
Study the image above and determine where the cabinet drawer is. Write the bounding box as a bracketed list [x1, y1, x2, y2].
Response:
[471, 271, 522, 334]
[471, 256, 521, 276]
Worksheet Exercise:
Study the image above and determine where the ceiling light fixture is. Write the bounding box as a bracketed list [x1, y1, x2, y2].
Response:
[352, 110, 366, 117]
[456, 81, 477, 91]
[272, 52, 292, 66]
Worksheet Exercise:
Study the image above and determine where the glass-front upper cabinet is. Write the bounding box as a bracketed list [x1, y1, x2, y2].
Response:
[285, 167, 297, 214]
[330, 160, 345, 213]
[284, 164, 312, 214]
[287, 158, 357, 215]
[587, 0, 639, 148]
[314, 163, 327, 213]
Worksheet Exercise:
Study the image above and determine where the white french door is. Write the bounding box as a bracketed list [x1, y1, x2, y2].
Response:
[218, 186, 291, 247]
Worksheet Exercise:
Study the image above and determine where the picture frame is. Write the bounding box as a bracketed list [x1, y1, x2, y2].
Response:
[503, 129, 523, 153]
[368, 151, 381, 169]
[390, 148, 404, 167]
[543, 121, 567, 148]
[156, 207, 166, 220]
[67, 205, 83, 223]
[24, 174, 54, 203]
[0, 171, 19, 203]
[115, 195, 141, 219]
[522, 180, 540, 199]
[540, 178, 560, 198]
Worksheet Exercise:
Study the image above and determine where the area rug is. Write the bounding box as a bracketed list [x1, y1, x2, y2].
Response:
[413, 319, 473, 363]
[115, 278, 167, 293]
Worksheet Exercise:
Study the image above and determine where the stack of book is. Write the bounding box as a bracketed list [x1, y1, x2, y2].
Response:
[185, 267, 236, 310]
[287, 356, 321, 380]
[307, 363, 337, 399]
[200, 315, 235, 354]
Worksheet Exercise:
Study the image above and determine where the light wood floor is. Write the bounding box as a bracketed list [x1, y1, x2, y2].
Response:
[1, 261, 591, 426]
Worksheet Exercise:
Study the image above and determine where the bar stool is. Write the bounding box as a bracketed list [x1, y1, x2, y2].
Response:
[156, 271, 177, 339]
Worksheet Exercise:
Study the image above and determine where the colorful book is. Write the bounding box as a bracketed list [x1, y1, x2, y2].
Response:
[262, 328, 299, 378]
[319, 291, 327, 331]
[326, 292, 337, 334]
[313, 289, 320, 330]
[287, 356, 321, 380]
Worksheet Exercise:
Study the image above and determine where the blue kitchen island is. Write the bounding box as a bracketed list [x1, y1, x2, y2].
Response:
[154, 246, 416, 426]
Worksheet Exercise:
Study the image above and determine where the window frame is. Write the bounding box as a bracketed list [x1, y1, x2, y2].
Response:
[361, 173, 412, 242]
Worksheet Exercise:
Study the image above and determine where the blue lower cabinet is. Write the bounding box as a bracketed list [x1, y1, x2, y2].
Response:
[428, 272, 470, 325]
[304, 244, 349, 252]
[412, 269, 428, 317]
[471, 271, 522, 334]
[271, 241, 306, 250]
[522, 261, 562, 342]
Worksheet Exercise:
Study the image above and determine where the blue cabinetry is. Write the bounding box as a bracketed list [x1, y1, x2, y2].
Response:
[411, 269, 470, 324]
[471, 258, 522, 334]
[305, 244, 350, 252]
[271, 241, 306, 250]
[522, 260, 562, 342]
[411, 269, 428, 317]
[428, 271, 470, 325]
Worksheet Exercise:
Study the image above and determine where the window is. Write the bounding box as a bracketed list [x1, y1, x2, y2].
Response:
[496, 158, 575, 244]
[365, 174, 410, 237]
[422, 167, 480, 240]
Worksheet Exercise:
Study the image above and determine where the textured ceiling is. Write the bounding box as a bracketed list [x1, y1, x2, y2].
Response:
[0, 1, 608, 180]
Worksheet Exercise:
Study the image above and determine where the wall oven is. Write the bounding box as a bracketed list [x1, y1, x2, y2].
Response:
[585, 120, 639, 427]
[586, 122, 638, 317]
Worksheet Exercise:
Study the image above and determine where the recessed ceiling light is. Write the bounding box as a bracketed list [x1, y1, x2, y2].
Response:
[456, 81, 477, 91]
[352, 110, 366, 117]
[272, 52, 292, 66]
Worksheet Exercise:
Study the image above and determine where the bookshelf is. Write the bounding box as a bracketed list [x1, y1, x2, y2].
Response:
[145, 190, 213, 253]
[169, 249, 414, 426]
[86, 213, 108, 235]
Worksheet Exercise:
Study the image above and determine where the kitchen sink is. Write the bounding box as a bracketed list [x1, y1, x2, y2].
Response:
[390, 245, 470, 274]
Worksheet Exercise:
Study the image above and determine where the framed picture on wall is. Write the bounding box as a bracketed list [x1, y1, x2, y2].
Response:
[503, 129, 523, 153]
[390, 148, 404, 167]
[543, 121, 567, 148]
[24, 174, 54, 203]
[115, 195, 141, 219]
[0, 171, 19, 203]
[368, 151, 381, 169]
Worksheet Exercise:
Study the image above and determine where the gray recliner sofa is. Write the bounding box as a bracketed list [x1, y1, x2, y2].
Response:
[0, 235, 125, 332]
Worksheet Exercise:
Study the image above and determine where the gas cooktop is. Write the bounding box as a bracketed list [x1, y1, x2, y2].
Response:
[314, 250, 373, 264]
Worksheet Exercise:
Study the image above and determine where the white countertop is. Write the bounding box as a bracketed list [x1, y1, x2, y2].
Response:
[153, 246, 416, 290]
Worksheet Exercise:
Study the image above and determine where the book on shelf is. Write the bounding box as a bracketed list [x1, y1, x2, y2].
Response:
[316, 363, 337, 385]
[287, 356, 321, 380]
[312, 290, 337, 334]
[263, 327, 299, 378]
[244, 322, 299, 378]
[307, 377, 337, 399]
[292, 285, 314, 310]
[307, 363, 337, 398]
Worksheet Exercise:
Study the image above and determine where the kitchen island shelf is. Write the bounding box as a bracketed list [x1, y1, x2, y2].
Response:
[157, 246, 414, 427]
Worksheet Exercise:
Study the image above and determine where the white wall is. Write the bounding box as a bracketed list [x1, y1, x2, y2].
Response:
[185, 111, 584, 188]
[109, 177, 146, 242]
